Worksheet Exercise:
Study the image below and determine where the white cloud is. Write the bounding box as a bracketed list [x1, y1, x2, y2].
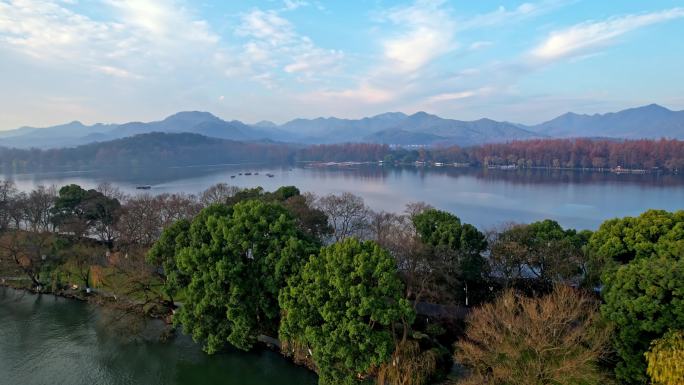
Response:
[531, 7, 684, 62]
[309, 83, 395, 104]
[0, 0, 219, 78]
[94, 65, 141, 79]
[426, 87, 494, 104]
[427, 90, 476, 103]
[235, 8, 343, 81]
[381, 0, 456, 74]
[282, 0, 308, 11]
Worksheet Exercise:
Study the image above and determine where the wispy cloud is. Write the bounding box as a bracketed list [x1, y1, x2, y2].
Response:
[282, 0, 308, 11]
[459, 0, 570, 30]
[530, 7, 684, 62]
[426, 87, 495, 104]
[234, 8, 343, 83]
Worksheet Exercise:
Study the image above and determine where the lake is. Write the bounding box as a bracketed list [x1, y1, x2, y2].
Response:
[3, 164, 684, 230]
[0, 286, 318, 385]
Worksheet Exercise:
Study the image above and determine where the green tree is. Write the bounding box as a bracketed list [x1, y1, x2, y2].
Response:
[587, 209, 684, 284]
[173, 200, 316, 352]
[279, 238, 414, 385]
[50, 184, 121, 242]
[490, 220, 588, 289]
[412, 209, 488, 305]
[602, 254, 684, 384]
[146, 218, 191, 303]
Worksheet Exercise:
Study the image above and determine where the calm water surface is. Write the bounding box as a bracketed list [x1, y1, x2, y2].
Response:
[3, 164, 684, 230]
[0, 287, 317, 385]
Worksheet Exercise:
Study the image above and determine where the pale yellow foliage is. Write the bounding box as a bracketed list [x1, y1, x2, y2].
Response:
[645, 330, 684, 385]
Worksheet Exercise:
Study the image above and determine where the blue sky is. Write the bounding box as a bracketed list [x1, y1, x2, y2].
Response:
[1, 0, 683, 129]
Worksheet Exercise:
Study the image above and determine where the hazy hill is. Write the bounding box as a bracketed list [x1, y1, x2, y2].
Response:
[531, 104, 684, 139]
[0, 110, 540, 148]
[0, 132, 295, 169]
[1, 104, 682, 149]
[0, 112, 285, 149]
[277, 111, 541, 145]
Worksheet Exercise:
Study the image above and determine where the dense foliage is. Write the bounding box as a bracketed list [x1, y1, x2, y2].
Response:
[279, 238, 414, 385]
[173, 200, 317, 352]
[602, 255, 684, 384]
[588, 210, 684, 384]
[412, 209, 489, 305]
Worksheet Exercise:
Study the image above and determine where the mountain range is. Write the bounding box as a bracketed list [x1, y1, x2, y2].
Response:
[1, 104, 682, 149]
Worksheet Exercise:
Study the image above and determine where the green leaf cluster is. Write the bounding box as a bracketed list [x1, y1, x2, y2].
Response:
[171, 200, 317, 352]
[602, 255, 684, 384]
[279, 238, 414, 385]
[412, 209, 488, 303]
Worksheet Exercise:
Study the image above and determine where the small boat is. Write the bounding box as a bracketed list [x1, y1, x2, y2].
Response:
[245, 172, 252, 176]
[230, 175, 236, 178]
[266, 173, 275, 178]
[239, 173, 243, 175]
[254, 172, 259, 175]
[136, 185, 152, 190]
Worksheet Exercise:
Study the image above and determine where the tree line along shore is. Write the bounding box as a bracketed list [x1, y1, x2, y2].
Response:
[0, 180, 682, 385]
[1, 134, 683, 174]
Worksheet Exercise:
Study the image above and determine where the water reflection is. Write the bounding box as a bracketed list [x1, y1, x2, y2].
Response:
[0, 287, 318, 385]
[2, 164, 683, 230]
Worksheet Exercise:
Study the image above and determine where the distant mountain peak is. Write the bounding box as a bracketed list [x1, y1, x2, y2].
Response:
[644, 103, 668, 109]
[370, 112, 407, 120]
[253, 120, 278, 128]
[163, 111, 221, 123]
[533, 103, 683, 139]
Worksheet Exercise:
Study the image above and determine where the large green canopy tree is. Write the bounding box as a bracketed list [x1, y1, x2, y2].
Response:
[587, 209, 684, 280]
[51, 184, 121, 243]
[279, 238, 414, 385]
[168, 200, 317, 352]
[602, 254, 684, 385]
[589, 210, 684, 384]
[411, 209, 488, 305]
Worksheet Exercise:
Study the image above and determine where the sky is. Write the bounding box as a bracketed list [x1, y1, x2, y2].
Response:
[1, 0, 683, 130]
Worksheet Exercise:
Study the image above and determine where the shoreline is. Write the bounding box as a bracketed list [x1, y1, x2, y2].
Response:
[0, 280, 319, 376]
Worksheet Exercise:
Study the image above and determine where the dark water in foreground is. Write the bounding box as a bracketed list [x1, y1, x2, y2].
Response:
[0, 287, 317, 385]
[3, 164, 684, 230]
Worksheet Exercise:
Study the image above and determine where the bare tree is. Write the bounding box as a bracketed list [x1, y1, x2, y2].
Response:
[0, 230, 55, 288]
[199, 183, 240, 206]
[316, 192, 370, 241]
[0, 180, 18, 231]
[117, 194, 162, 249]
[158, 193, 202, 227]
[96, 182, 126, 201]
[7, 191, 27, 230]
[404, 201, 433, 218]
[370, 207, 445, 306]
[455, 286, 611, 385]
[117, 192, 200, 250]
[23, 185, 57, 233]
[486, 223, 526, 289]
